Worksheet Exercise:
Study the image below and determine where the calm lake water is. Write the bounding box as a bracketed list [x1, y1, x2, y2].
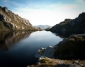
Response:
[0, 31, 63, 67]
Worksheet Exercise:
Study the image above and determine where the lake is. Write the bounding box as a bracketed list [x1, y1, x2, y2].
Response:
[0, 31, 63, 67]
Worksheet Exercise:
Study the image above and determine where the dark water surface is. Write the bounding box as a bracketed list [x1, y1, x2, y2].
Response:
[0, 31, 63, 67]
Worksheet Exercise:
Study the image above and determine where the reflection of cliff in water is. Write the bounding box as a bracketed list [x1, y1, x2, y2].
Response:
[0, 31, 33, 50]
[52, 31, 85, 38]
[53, 32, 75, 38]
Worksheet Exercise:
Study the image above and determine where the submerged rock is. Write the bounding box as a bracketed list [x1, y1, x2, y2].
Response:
[35, 46, 55, 58]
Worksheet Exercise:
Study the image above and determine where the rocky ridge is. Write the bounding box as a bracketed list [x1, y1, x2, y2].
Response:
[0, 6, 38, 31]
[51, 12, 85, 36]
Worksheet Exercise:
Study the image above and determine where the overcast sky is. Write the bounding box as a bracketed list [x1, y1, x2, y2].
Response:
[0, 0, 85, 26]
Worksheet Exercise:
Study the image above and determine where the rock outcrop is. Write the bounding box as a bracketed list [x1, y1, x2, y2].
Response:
[54, 34, 85, 60]
[35, 34, 85, 60]
[0, 6, 37, 31]
[35, 46, 55, 58]
[51, 12, 85, 36]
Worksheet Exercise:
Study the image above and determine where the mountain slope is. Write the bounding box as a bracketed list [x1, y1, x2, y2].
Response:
[34, 25, 52, 29]
[0, 6, 37, 31]
[54, 34, 85, 60]
[51, 12, 85, 36]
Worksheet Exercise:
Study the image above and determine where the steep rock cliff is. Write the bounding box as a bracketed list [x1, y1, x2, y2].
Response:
[0, 6, 36, 31]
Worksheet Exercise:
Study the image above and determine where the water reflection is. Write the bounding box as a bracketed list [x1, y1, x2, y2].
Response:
[0, 31, 63, 67]
[52, 32, 72, 38]
[0, 31, 33, 50]
[52, 31, 85, 38]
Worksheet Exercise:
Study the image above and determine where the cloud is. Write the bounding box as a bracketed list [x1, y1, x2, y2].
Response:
[3, 0, 24, 7]
[76, 0, 85, 3]
[10, 0, 85, 26]
[3, 0, 9, 2]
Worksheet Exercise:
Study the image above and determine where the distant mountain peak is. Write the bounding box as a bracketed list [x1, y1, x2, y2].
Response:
[34, 25, 52, 29]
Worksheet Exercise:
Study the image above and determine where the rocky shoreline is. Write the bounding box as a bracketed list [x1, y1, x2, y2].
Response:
[27, 12, 85, 67]
[35, 34, 85, 59]
[28, 34, 85, 67]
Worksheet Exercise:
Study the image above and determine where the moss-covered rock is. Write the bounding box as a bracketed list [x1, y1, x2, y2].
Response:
[54, 34, 85, 60]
